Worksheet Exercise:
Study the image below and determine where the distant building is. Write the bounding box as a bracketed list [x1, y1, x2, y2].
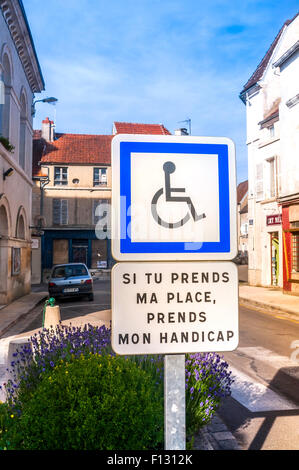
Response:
[32, 120, 171, 282]
[237, 180, 248, 254]
[0, 0, 44, 304]
[240, 13, 299, 292]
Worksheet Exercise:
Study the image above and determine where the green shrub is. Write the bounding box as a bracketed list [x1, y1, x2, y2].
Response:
[0, 136, 14, 152]
[5, 354, 164, 450]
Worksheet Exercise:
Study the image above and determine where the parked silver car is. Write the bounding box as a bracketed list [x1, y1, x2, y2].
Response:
[48, 263, 94, 301]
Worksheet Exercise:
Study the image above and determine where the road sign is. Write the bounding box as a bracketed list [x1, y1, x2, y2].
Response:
[111, 134, 237, 261]
[111, 261, 239, 355]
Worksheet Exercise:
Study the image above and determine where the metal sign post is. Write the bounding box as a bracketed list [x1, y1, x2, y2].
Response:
[164, 354, 186, 450]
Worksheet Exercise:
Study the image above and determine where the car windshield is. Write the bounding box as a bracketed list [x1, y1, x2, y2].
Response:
[52, 265, 88, 278]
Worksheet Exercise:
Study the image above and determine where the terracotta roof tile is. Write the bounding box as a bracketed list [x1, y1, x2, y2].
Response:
[114, 121, 171, 135]
[32, 121, 171, 177]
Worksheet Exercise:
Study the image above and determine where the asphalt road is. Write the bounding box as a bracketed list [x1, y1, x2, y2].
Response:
[7, 279, 112, 336]
[218, 304, 299, 450]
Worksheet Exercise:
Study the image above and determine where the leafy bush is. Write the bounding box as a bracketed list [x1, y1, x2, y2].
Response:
[2, 323, 111, 407]
[185, 352, 234, 433]
[2, 354, 164, 450]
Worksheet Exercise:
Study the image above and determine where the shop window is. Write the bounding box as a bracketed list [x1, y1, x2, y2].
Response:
[291, 225, 299, 273]
[91, 239, 107, 268]
[53, 239, 68, 265]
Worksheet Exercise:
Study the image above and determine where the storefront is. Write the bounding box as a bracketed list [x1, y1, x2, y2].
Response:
[280, 196, 299, 295]
[41, 230, 112, 281]
[267, 214, 282, 287]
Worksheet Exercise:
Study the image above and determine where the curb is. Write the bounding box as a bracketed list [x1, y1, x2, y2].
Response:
[194, 414, 241, 450]
[239, 297, 299, 318]
[0, 293, 48, 339]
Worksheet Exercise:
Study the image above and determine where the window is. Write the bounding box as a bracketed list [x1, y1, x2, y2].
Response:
[241, 223, 248, 236]
[54, 167, 68, 185]
[93, 199, 109, 225]
[53, 199, 68, 225]
[292, 233, 299, 272]
[268, 158, 276, 198]
[291, 222, 299, 273]
[269, 125, 275, 138]
[93, 168, 107, 186]
[255, 163, 263, 201]
[19, 92, 27, 170]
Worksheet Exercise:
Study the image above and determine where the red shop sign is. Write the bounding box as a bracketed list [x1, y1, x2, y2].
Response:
[266, 214, 282, 226]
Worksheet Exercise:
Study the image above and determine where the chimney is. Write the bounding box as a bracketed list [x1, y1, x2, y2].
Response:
[175, 128, 188, 136]
[41, 117, 55, 142]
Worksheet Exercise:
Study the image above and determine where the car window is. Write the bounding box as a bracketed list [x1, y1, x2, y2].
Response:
[52, 265, 88, 278]
[52, 267, 66, 278]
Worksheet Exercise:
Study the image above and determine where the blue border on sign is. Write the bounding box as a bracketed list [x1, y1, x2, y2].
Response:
[119, 141, 230, 254]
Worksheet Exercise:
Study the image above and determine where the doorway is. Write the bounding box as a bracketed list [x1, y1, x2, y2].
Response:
[270, 232, 279, 286]
[72, 239, 88, 265]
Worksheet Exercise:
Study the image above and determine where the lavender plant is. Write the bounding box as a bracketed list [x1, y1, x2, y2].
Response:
[2, 322, 111, 407]
[1, 322, 234, 448]
[185, 352, 234, 433]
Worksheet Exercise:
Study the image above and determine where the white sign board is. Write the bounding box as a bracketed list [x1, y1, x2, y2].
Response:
[111, 134, 237, 261]
[112, 261, 239, 355]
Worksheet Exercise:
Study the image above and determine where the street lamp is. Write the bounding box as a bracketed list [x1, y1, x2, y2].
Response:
[3, 167, 14, 180]
[31, 96, 58, 117]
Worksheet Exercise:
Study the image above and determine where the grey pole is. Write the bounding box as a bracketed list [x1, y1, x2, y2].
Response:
[164, 354, 186, 450]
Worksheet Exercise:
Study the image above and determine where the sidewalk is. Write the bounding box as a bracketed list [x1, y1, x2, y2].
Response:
[239, 284, 299, 318]
[0, 290, 48, 338]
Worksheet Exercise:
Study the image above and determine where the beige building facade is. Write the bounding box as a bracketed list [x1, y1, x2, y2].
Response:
[240, 13, 299, 291]
[32, 120, 112, 282]
[0, 0, 44, 304]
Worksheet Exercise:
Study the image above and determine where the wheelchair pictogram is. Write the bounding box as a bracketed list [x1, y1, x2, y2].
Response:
[151, 161, 206, 229]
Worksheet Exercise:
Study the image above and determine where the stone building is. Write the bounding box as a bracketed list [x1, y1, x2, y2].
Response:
[0, 0, 44, 305]
[240, 13, 299, 292]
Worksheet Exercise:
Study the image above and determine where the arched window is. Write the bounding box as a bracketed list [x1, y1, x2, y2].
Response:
[1, 52, 12, 140]
[16, 214, 25, 239]
[19, 91, 27, 170]
[0, 204, 9, 237]
[16, 208, 27, 240]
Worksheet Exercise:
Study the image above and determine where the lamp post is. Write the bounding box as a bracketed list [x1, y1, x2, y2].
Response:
[31, 96, 58, 117]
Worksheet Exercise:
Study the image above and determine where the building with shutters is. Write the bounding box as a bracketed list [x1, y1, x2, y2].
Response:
[32, 119, 171, 282]
[237, 180, 248, 255]
[0, 0, 44, 304]
[239, 12, 299, 293]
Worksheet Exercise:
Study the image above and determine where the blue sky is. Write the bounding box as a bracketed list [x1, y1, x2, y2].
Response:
[25, 0, 299, 183]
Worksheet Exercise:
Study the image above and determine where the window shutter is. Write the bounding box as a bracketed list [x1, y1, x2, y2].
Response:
[53, 199, 61, 224]
[61, 200, 68, 225]
[93, 199, 109, 225]
[53, 199, 68, 225]
[93, 200, 97, 224]
[255, 163, 263, 201]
